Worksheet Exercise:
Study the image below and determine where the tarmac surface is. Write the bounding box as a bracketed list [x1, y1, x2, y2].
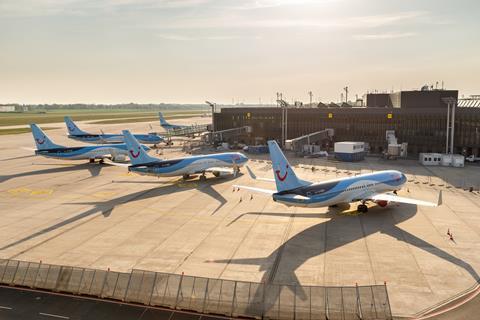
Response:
[0, 115, 479, 318]
[0, 285, 229, 320]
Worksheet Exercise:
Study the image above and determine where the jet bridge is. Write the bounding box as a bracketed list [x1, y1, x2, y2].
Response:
[164, 124, 209, 138]
[285, 129, 334, 154]
[203, 126, 252, 144]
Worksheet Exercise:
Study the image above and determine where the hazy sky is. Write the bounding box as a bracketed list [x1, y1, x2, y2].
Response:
[1, 0, 479, 104]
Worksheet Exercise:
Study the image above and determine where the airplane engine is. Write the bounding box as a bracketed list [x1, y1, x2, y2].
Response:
[375, 200, 389, 207]
[212, 171, 229, 178]
[111, 154, 126, 162]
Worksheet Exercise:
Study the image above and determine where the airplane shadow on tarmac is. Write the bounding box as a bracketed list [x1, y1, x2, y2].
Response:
[0, 176, 231, 253]
[0, 163, 105, 183]
[213, 205, 480, 314]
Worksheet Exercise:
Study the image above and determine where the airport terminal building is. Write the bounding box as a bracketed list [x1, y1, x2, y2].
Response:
[213, 90, 480, 156]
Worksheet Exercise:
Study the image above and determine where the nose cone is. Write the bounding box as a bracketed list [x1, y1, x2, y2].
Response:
[401, 173, 407, 184]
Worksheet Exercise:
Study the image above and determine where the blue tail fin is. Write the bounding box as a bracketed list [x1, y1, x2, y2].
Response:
[158, 112, 169, 126]
[30, 124, 64, 150]
[268, 140, 307, 192]
[64, 116, 89, 135]
[122, 130, 158, 165]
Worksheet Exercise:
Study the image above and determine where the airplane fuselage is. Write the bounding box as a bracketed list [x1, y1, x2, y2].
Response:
[273, 170, 407, 207]
[35, 145, 136, 160]
[68, 134, 163, 145]
[128, 152, 247, 177]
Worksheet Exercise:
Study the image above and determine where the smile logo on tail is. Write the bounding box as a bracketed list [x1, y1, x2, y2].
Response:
[129, 148, 140, 158]
[36, 136, 46, 145]
[275, 165, 289, 182]
[67, 125, 75, 132]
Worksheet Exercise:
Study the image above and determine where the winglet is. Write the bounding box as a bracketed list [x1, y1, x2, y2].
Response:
[437, 190, 442, 206]
[245, 165, 276, 183]
[246, 165, 257, 180]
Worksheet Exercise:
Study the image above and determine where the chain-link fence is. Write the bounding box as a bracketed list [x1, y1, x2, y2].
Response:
[0, 259, 392, 319]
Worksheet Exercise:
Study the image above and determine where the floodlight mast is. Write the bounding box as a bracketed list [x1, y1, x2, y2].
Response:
[276, 97, 288, 147]
[205, 101, 216, 143]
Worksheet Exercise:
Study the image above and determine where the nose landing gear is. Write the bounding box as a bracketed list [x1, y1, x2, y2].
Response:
[357, 204, 368, 213]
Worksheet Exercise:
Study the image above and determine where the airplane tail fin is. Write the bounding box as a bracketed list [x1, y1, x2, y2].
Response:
[30, 124, 63, 150]
[122, 130, 158, 165]
[64, 116, 88, 135]
[158, 112, 169, 126]
[267, 140, 307, 192]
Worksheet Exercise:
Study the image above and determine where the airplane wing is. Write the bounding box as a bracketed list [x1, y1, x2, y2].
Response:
[369, 190, 442, 207]
[233, 185, 276, 195]
[205, 167, 235, 174]
[246, 165, 275, 182]
[103, 159, 130, 167]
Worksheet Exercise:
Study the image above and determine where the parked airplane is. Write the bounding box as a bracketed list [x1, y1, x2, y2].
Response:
[65, 116, 164, 146]
[158, 112, 189, 130]
[120, 130, 249, 180]
[30, 124, 150, 163]
[236, 140, 441, 212]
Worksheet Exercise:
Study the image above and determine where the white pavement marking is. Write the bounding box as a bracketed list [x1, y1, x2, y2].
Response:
[39, 312, 70, 319]
[0, 305, 13, 310]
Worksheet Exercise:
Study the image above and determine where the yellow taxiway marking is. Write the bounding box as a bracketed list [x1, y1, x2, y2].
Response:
[7, 187, 53, 197]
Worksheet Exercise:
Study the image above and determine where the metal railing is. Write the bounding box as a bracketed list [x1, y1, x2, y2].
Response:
[0, 259, 392, 319]
[164, 124, 209, 137]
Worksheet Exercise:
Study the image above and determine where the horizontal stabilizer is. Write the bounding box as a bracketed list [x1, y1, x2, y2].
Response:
[233, 185, 276, 195]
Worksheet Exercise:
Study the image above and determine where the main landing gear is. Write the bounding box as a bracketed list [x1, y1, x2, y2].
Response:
[182, 174, 190, 180]
[89, 159, 104, 164]
[199, 173, 207, 182]
[357, 203, 368, 213]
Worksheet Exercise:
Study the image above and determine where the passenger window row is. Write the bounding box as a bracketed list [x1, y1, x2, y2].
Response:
[345, 182, 381, 192]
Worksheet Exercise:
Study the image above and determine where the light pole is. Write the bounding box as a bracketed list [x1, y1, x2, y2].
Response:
[205, 101, 216, 144]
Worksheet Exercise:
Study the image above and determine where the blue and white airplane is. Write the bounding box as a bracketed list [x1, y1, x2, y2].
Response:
[65, 116, 164, 146]
[30, 124, 150, 163]
[158, 112, 189, 131]
[120, 130, 249, 180]
[235, 140, 441, 212]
